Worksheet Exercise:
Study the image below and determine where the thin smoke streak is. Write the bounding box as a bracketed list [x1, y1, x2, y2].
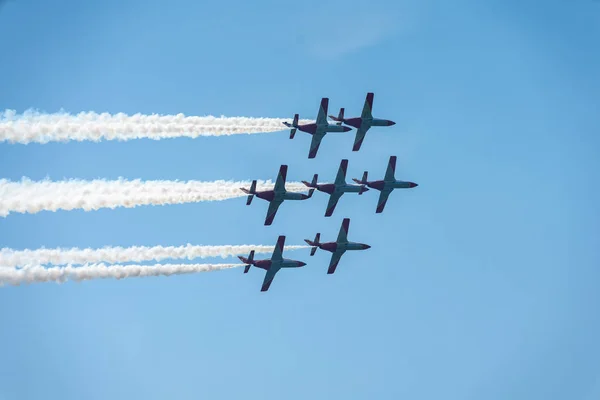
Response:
[0, 244, 309, 268]
[0, 178, 308, 216]
[0, 263, 241, 285]
[0, 109, 313, 144]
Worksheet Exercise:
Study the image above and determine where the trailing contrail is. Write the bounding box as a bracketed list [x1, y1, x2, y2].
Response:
[0, 263, 241, 285]
[0, 244, 309, 268]
[0, 109, 313, 144]
[0, 178, 308, 216]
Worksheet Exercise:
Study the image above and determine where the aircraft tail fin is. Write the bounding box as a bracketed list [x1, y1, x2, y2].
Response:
[240, 180, 257, 205]
[329, 108, 345, 125]
[238, 250, 255, 273]
[301, 174, 318, 189]
[290, 114, 299, 138]
[352, 171, 368, 185]
[284, 114, 299, 139]
[304, 233, 321, 256]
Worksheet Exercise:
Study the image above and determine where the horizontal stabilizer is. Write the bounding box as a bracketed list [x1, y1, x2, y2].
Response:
[302, 174, 318, 188]
[352, 171, 368, 185]
[305, 233, 320, 256]
[289, 114, 299, 138]
[329, 108, 345, 125]
[239, 250, 255, 272]
[241, 180, 257, 205]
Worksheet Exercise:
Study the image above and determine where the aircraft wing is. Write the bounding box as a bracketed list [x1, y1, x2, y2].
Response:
[261, 266, 279, 292]
[352, 125, 371, 152]
[384, 156, 397, 181]
[361, 92, 374, 119]
[376, 188, 393, 214]
[271, 235, 286, 262]
[264, 199, 283, 225]
[316, 98, 329, 125]
[327, 249, 346, 274]
[308, 133, 325, 159]
[325, 192, 343, 217]
[274, 165, 288, 193]
[334, 159, 348, 185]
[336, 218, 350, 243]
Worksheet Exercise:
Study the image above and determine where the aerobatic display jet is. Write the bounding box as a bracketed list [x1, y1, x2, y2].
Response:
[302, 159, 368, 217]
[329, 92, 396, 152]
[304, 218, 370, 274]
[238, 235, 307, 292]
[241, 165, 313, 225]
[353, 156, 418, 213]
[283, 98, 352, 159]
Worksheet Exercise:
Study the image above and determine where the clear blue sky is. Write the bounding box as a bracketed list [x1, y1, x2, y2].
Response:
[1, 0, 599, 399]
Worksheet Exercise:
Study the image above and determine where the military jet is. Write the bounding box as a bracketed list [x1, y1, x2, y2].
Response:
[353, 155, 418, 213]
[304, 218, 370, 274]
[302, 159, 368, 217]
[241, 165, 313, 225]
[283, 98, 352, 159]
[238, 235, 307, 292]
[329, 92, 396, 152]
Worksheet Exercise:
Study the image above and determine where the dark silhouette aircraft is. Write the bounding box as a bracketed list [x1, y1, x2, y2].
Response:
[283, 98, 352, 159]
[238, 235, 307, 292]
[241, 165, 313, 225]
[329, 92, 396, 152]
[302, 159, 368, 217]
[304, 218, 370, 274]
[353, 155, 418, 213]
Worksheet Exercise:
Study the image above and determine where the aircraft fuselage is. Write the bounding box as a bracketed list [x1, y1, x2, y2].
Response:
[315, 183, 364, 195]
[366, 180, 417, 191]
[298, 123, 351, 135]
[256, 190, 310, 202]
[317, 241, 371, 253]
[251, 258, 306, 271]
[341, 117, 395, 129]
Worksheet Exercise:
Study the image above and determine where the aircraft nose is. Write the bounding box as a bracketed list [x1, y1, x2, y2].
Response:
[388, 121, 396, 126]
[299, 261, 307, 267]
[410, 182, 418, 188]
[364, 244, 371, 249]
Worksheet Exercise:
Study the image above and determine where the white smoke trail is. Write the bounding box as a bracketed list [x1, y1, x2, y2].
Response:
[0, 263, 240, 286]
[0, 178, 308, 217]
[0, 109, 313, 144]
[0, 244, 309, 268]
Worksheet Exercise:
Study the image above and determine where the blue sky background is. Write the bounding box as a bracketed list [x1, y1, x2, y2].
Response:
[1, 0, 599, 399]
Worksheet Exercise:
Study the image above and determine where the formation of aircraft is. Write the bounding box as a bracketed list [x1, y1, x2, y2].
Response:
[240, 219, 370, 291]
[239, 93, 418, 292]
[302, 159, 369, 217]
[238, 235, 306, 292]
[353, 156, 418, 213]
[240, 165, 313, 225]
[283, 93, 395, 158]
[305, 218, 370, 274]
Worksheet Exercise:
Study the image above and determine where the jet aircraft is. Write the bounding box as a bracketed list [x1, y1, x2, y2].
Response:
[329, 92, 396, 152]
[238, 236, 307, 292]
[283, 98, 352, 159]
[241, 165, 313, 225]
[302, 159, 368, 217]
[353, 155, 418, 213]
[304, 218, 370, 274]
